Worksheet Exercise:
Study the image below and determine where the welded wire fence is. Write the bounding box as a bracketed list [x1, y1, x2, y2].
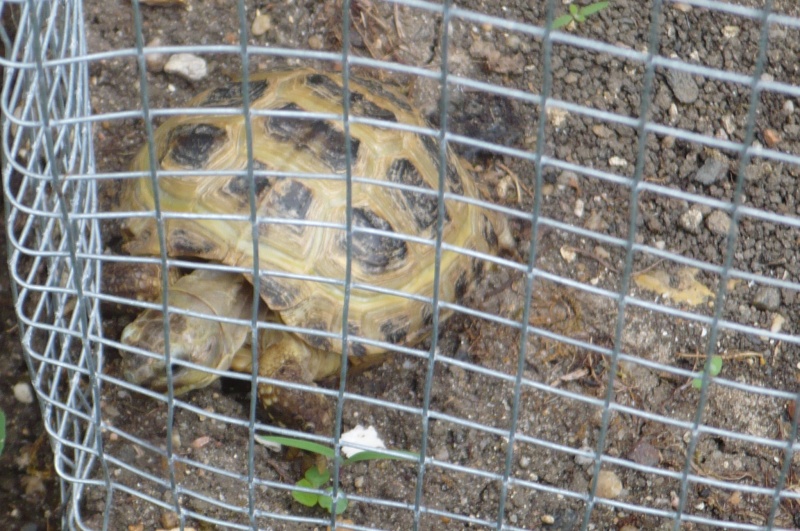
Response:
[4, 0, 800, 529]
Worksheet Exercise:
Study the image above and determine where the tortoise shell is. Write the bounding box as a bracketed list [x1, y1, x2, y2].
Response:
[119, 68, 512, 356]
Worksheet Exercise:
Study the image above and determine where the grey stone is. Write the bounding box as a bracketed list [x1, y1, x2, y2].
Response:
[694, 158, 728, 185]
[666, 69, 699, 104]
[753, 286, 781, 311]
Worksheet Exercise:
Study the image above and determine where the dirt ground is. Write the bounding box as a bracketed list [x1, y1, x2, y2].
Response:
[5, 0, 800, 530]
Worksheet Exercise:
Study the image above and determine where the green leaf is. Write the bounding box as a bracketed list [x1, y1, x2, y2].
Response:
[569, 4, 578, 15]
[292, 479, 320, 507]
[344, 449, 418, 465]
[581, 1, 609, 17]
[552, 14, 574, 29]
[0, 409, 5, 456]
[708, 355, 723, 377]
[692, 355, 723, 389]
[574, 12, 586, 22]
[304, 465, 331, 488]
[319, 490, 348, 515]
[260, 436, 334, 459]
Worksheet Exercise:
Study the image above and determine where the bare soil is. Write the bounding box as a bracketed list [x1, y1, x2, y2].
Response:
[4, 1, 800, 530]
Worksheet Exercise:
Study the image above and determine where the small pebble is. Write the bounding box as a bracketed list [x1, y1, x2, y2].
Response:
[722, 26, 741, 39]
[678, 208, 703, 234]
[354, 476, 365, 489]
[595, 470, 623, 499]
[164, 53, 208, 81]
[666, 69, 699, 104]
[694, 158, 727, 185]
[771, 313, 785, 334]
[574, 198, 584, 218]
[763, 128, 781, 148]
[160, 510, 179, 529]
[541, 514, 555, 525]
[705, 210, 732, 236]
[574, 446, 594, 466]
[592, 124, 614, 138]
[144, 37, 167, 73]
[13, 382, 34, 404]
[308, 34, 324, 50]
[556, 171, 579, 189]
[628, 440, 660, 467]
[782, 100, 794, 115]
[505, 34, 521, 51]
[434, 447, 450, 462]
[251, 12, 272, 36]
[753, 286, 781, 311]
[594, 246, 610, 261]
[518, 455, 531, 469]
[609, 156, 628, 167]
[560, 246, 576, 263]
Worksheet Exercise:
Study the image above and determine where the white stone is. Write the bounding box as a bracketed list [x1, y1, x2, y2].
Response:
[164, 53, 208, 81]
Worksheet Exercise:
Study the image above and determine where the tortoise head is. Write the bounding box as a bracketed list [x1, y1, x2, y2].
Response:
[120, 310, 232, 395]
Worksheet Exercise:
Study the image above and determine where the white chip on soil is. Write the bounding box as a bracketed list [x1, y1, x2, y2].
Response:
[13, 382, 34, 404]
[251, 11, 272, 36]
[560, 245, 576, 263]
[340, 425, 386, 458]
[164, 53, 207, 81]
[255, 437, 282, 452]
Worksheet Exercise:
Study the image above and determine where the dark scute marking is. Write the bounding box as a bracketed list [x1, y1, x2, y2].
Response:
[224, 174, 273, 203]
[455, 271, 469, 301]
[387, 158, 445, 231]
[421, 305, 434, 328]
[302, 321, 333, 351]
[348, 341, 367, 357]
[350, 75, 413, 111]
[199, 79, 269, 107]
[166, 123, 227, 169]
[271, 180, 313, 221]
[421, 134, 440, 172]
[482, 215, 498, 248]
[380, 319, 409, 344]
[169, 228, 216, 256]
[471, 257, 484, 279]
[265, 103, 360, 173]
[258, 277, 299, 309]
[349, 92, 397, 123]
[421, 134, 465, 195]
[341, 208, 408, 273]
[446, 159, 464, 195]
[305, 73, 344, 100]
[346, 322, 368, 357]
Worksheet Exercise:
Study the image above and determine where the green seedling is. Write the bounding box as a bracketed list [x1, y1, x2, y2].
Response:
[553, 1, 609, 29]
[692, 355, 723, 390]
[0, 409, 5, 456]
[262, 435, 417, 515]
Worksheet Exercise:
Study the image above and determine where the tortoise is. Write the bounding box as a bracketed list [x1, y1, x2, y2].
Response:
[113, 68, 514, 432]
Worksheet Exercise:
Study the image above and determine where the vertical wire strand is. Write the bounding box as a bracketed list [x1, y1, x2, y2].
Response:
[129, 0, 183, 527]
[412, 1, 451, 527]
[580, 0, 664, 528]
[673, 2, 774, 530]
[494, 0, 555, 527]
[330, 2, 355, 527]
[234, 0, 261, 527]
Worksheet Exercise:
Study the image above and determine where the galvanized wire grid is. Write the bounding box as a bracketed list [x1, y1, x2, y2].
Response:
[3, 0, 800, 529]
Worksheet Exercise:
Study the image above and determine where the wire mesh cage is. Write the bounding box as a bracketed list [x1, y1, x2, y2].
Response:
[4, 0, 800, 529]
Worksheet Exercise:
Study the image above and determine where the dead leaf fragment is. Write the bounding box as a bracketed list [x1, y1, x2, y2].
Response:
[633, 267, 715, 306]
